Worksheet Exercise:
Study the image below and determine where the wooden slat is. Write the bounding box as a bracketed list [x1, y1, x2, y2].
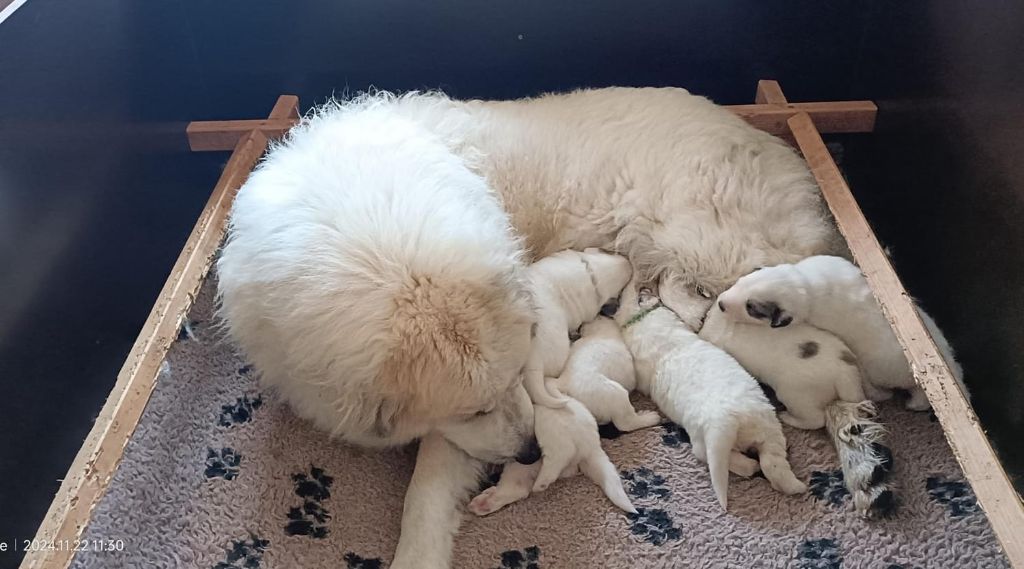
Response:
[788, 111, 1024, 568]
[732, 100, 877, 135]
[269, 95, 301, 120]
[755, 79, 788, 105]
[20, 128, 271, 569]
[186, 99, 878, 152]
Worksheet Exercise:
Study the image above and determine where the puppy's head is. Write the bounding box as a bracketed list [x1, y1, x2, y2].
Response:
[581, 248, 632, 304]
[376, 270, 538, 463]
[716, 264, 810, 328]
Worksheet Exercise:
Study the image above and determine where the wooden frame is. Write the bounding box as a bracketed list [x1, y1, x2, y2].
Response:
[23, 82, 1023, 569]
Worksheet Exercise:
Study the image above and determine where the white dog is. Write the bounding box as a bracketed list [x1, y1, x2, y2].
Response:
[550, 316, 661, 431]
[468, 397, 636, 516]
[217, 88, 839, 568]
[523, 249, 632, 407]
[700, 302, 866, 430]
[616, 279, 807, 509]
[716, 255, 966, 410]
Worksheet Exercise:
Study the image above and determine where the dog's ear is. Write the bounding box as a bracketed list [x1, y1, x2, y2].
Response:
[769, 306, 792, 328]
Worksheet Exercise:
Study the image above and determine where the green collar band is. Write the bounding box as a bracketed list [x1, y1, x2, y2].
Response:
[622, 302, 664, 329]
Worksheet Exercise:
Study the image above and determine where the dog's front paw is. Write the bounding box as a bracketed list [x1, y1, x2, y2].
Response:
[468, 488, 499, 516]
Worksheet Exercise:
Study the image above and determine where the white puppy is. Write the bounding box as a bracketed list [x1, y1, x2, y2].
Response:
[616, 278, 806, 509]
[716, 255, 967, 410]
[468, 397, 636, 516]
[550, 316, 661, 432]
[523, 249, 632, 407]
[700, 303, 866, 430]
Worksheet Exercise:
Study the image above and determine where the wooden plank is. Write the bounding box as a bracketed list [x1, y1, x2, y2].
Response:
[269, 95, 301, 120]
[788, 111, 1024, 568]
[755, 79, 788, 105]
[186, 99, 878, 152]
[20, 128, 271, 569]
[732, 100, 877, 135]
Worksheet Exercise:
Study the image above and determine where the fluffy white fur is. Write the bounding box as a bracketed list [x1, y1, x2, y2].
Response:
[468, 397, 636, 516]
[616, 279, 806, 509]
[716, 255, 967, 410]
[700, 302, 866, 430]
[523, 249, 632, 407]
[217, 87, 840, 568]
[550, 316, 662, 431]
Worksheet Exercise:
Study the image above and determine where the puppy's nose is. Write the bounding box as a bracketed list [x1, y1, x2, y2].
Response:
[515, 437, 542, 465]
[600, 297, 620, 317]
[718, 300, 726, 312]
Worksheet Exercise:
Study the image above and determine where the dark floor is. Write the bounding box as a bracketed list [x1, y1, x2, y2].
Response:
[1, 1, 1021, 567]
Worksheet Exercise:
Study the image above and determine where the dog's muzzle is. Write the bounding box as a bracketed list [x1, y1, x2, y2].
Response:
[515, 437, 542, 465]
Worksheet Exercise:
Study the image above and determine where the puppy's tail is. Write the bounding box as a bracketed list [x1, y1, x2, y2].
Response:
[825, 400, 896, 519]
[580, 451, 637, 514]
[755, 425, 807, 497]
[705, 422, 738, 510]
[522, 361, 569, 408]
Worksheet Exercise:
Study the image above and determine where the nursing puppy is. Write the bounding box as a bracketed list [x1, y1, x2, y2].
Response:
[700, 304, 866, 430]
[468, 397, 636, 516]
[716, 255, 967, 410]
[550, 316, 661, 431]
[616, 278, 806, 509]
[523, 249, 632, 407]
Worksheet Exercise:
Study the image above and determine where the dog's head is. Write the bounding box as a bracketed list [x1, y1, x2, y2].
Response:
[374, 269, 540, 464]
[715, 264, 810, 328]
[581, 248, 632, 304]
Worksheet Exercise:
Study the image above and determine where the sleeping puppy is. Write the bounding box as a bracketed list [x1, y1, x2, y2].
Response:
[549, 316, 661, 432]
[716, 255, 967, 410]
[522, 249, 632, 407]
[616, 277, 806, 509]
[700, 302, 866, 430]
[468, 397, 636, 516]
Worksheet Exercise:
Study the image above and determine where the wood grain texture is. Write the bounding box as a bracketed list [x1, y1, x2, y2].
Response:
[788, 110, 1024, 568]
[18, 92, 285, 568]
[755, 79, 788, 105]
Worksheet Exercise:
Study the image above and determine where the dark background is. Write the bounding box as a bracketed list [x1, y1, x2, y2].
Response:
[1, 0, 1021, 565]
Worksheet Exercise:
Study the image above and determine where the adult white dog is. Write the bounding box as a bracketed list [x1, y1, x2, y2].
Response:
[217, 87, 839, 568]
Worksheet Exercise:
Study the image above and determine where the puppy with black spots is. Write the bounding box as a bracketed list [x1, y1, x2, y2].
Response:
[701, 298, 866, 430]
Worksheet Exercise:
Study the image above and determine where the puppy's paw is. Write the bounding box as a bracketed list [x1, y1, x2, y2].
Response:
[532, 480, 551, 493]
[634, 410, 663, 430]
[468, 488, 499, 516]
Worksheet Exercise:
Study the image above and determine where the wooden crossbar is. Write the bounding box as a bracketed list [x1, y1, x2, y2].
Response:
[185, 94, 877, 151]
[787, 108, 1024, 568]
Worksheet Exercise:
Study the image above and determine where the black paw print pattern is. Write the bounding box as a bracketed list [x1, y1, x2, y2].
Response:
[795, 538, 842, 569]
[212, 534, 269, 569]
[926, 476, 980, 517]
[626, 508, 682, 546]
[621, 467, 671, 501]
[218, 395, 264, 427]
[808, 470, 849, 506]
[660, 423, 690, 447]
[205, 447, 242, 480]
[284, 466, 334, 538]
[344, 552, 382, 569]
[491, 546, 540, 569]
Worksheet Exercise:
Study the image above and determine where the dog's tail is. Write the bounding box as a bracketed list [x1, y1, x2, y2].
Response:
[705, 422, 738, 509]
[755, 424, 808, 497]
[580, 451, 637, 514]
[522, 351, 569, 408]
[825, 400, 896, 518]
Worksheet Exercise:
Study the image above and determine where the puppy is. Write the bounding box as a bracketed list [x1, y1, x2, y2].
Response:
[616, 278, 806, 509]
[700, 303, 866, 430]
[523, 249, 632, 407]
[716, 255, 967, 410]
[468, 397, 636, 516]
[549, 316, 661, 432]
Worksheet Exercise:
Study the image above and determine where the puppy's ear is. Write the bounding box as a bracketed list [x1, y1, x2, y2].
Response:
[769, 306, 793, 328]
